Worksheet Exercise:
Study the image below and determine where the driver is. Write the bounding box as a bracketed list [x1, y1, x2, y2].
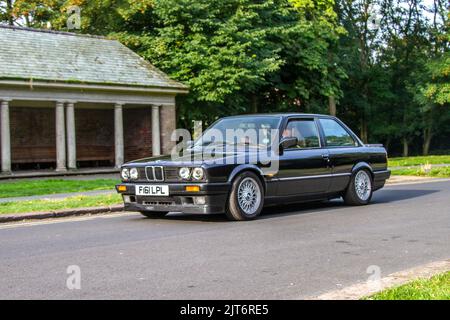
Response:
[282, 128, 293, 138]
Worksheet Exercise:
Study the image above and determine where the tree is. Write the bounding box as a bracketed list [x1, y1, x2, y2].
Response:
[335, 0, 384, 143]
[109, 0, 345, 128]
[0, 0, 62, 27]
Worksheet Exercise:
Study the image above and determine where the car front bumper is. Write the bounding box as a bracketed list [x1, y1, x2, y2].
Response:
[116, 182, 230, 214]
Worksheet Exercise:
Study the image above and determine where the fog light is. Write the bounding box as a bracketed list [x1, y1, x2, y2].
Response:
[193, 196, 206, 205]
[185, 185, 200, 192]
[123, 195, 131, 203]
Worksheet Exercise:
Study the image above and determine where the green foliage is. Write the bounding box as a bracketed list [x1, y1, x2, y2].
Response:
[336, 0, 449, 155]
[366, 272, 450, 300]
[108, 0, 346, 127]
[0, 194, 122, 214]
[391, 166, 450, 178]
[421, 52, 450, 106]
[0, 179, 119, 198]
[0, 0, 448, 155]
[389, 155, 450, 167]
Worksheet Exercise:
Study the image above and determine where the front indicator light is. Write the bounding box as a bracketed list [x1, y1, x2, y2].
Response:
[117, 185, 127, 192]
[185, 186, 200, 192]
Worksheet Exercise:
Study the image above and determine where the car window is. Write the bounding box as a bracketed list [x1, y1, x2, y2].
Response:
[194, 116, 281, 148]
[319, 118, 357, 147]
[283, 119, 320, 149]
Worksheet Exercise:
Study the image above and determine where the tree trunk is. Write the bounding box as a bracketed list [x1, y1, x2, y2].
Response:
[328, 96, 336, 116]
[422, 110, 433, 156]
[402, 137, 409, 157]
[360, 117, 368, 144]
[7, 0, 13, 25]
[251, 94, 258, 114]
[385, 136, 391, 154]
[423, 127, 432, 156]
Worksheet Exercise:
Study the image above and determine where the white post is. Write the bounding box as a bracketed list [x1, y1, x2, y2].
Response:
[55, 101, 67, 171]
[66, 102, 77, 169]
[114, 103, 124, 167]
[152, 105, 161, 156]
[1, 99, 11, 173]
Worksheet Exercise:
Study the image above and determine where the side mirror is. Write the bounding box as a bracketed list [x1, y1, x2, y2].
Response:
[279, 137, 298, 154]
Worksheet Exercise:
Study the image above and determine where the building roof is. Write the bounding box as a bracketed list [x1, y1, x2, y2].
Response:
[0, 25, 187, 90]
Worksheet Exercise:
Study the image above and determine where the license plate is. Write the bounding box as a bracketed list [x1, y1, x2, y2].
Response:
[135, 185, 169, 196]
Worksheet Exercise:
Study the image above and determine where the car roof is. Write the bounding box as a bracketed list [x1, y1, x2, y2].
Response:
[220, 113, 335, 119]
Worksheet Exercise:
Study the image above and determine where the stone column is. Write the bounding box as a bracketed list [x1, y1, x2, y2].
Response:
[66, 102, 77, 169]
[160, 104, 176, 155]
[152, 105, 161, 156]
[1, 99, 11, 173]
[55, 101, 66, 171]
[114, 103, 124, 168]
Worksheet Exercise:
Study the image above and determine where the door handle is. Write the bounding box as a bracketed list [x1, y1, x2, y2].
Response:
[322, 154, 331, 166]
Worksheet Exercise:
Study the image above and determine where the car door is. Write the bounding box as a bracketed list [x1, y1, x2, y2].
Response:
[276, 117, 331, 196]
[317, 117, 363, 193]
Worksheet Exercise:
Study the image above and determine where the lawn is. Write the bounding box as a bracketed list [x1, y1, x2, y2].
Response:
[389, 155, 450, 167]
[366, 271, 450, 300]
[0, 194, 122, 214]
[391, 166, 450, 178]
[0, 179, 119, 198]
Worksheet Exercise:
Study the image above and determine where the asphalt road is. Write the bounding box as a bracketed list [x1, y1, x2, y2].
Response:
[0, 180, 449, 299]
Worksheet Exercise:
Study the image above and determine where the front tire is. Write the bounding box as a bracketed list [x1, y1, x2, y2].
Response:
[343, 169, 373, 205]
[226, 171, 264, 221]
[140, 211, 168, 219]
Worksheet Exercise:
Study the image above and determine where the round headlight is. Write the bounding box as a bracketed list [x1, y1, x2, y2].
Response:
[130, 168, 139, 180]
[192, 167, 204, 180]
[121, 168, 130, 181]
[179, 167, 191, 180]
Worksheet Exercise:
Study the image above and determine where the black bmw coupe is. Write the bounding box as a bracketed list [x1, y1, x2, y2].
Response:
[116, 114, 390, 221]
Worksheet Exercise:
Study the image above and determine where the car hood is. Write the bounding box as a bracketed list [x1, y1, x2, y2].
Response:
[123, 148, 273, 167]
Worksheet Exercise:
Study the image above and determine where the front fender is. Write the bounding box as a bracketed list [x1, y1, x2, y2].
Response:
[227, 164, 266, 190]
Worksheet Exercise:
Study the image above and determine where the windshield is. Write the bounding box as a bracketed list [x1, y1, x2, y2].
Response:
[194, 116, 281, 149]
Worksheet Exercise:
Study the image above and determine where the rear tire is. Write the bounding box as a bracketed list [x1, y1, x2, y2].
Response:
[225, 171, 264, 221]
[140, 211, 168, 219]
[343, 169, 373, 205]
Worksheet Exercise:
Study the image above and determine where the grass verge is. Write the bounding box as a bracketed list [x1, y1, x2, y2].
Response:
[0, 179, 119, 198]
[366, 271, 450, 300]
[389, 155, 450, 167]
[391, 166, 450, 178]
[0, 194, 122, 214]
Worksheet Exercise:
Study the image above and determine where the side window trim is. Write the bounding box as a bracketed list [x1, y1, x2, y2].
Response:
[283, 117, 323, 151]
[317, 117, 360, 148]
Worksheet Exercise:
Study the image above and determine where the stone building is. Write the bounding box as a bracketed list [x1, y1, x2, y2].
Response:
[0, 25, 188, 174]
